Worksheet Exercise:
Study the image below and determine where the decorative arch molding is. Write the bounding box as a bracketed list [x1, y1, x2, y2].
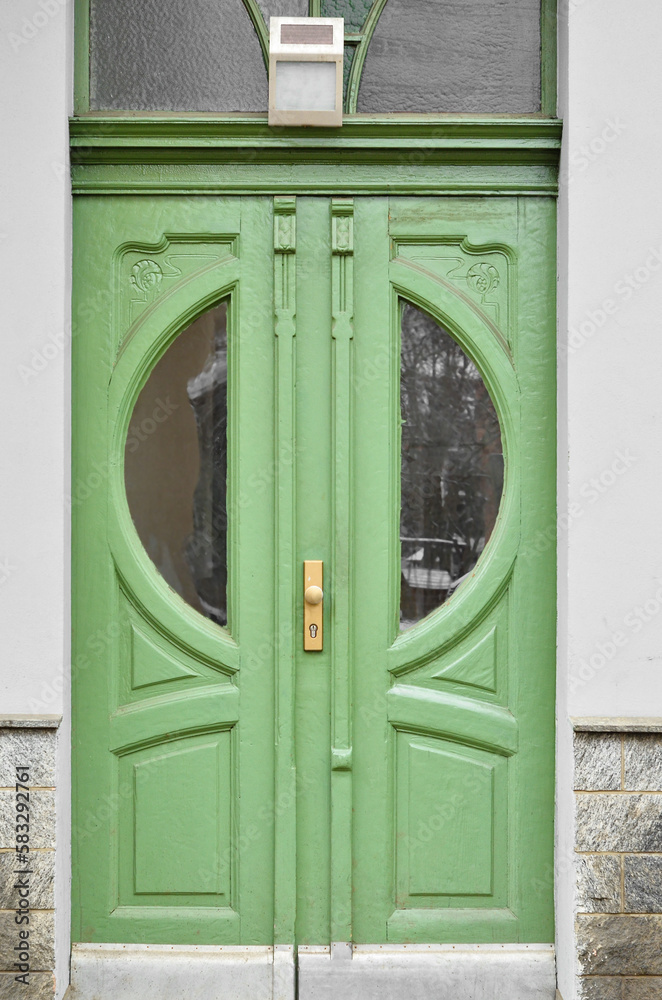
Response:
[109, 263, 241, 672]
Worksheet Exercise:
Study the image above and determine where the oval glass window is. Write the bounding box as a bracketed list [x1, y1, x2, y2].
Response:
[125, 299, 230, 628]
[400, 302, 503, 630]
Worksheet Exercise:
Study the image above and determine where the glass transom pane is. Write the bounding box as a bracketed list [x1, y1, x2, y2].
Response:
[358, 0, 541, 113]
[90, 0, 268, 111]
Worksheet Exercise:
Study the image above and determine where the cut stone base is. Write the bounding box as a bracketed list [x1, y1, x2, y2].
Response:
[65, 943, 295, 1000]
[298, 943, 556, 1000]
[66, 942, 555, 1000]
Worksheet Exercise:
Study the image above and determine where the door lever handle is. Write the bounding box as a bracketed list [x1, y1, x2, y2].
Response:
[304, 561, 323, 650]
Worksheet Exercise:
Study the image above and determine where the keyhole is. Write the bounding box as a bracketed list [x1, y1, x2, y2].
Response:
[309, 624, 318, 639]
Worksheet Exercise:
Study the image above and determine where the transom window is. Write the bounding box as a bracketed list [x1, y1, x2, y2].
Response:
[85, 0, 550, 114]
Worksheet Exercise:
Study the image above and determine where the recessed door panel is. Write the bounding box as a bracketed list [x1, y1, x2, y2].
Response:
[398, 736, 498, 900]
[123, 734, 232, 900]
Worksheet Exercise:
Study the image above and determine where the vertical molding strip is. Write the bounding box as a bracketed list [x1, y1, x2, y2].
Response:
[330, 198, 355, 942]
[540, 0, 558, 117]
[273, 196, 297, 944]
[74, 0, 91, 114]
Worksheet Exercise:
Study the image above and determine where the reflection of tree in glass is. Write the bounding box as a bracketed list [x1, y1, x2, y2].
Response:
[186, 306, 229, 627]
[400, 302, 503, 627]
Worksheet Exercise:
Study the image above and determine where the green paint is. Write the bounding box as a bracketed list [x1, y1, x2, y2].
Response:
[350, 196, 556, 943]
[73, 196, 276, 944]
[541, 0, 558, 115]
[73, 0, 90, 115]
[69, 117, 561, 199]
[70, 115, 562, 152]
[73, 191, 555, 949]
[273, 196, 298, 944]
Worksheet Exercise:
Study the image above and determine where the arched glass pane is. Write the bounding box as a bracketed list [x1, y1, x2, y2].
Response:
[400, 302, 503, 630]
[258, 0, 308, 23]
[358, 0, 541, 113]
[125, 301, 230, 627]
[90, 0, 268, 111]
[321, 0, 374, 33]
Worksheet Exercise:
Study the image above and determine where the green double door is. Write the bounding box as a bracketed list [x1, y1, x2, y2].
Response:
[72, 194, 555, 949]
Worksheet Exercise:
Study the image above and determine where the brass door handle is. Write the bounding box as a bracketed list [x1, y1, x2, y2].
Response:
[304, 585, 323, 605]
[304, 561, 323, 650]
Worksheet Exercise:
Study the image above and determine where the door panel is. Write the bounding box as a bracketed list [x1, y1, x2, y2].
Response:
[351, 197, 556, 944]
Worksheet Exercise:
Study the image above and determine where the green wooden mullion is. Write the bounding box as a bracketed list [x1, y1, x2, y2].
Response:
[540, 0, 558, 116]
[330, 198, 355, 943]
[272, 196, 298, 945]
[73, 0, 90, 114]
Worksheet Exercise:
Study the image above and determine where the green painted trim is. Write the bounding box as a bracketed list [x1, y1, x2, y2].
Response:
[541, 0, 558, 115]
[69, 117, 561, 197]
[330, 198, 354, 941]
[74, 0, 90, 115]
[242, 0, 269, 68]
[70, 115, 561, 153]
[344, 0, 389, 113]
[71, 163, 559, 197]
[273, 197, 298, 943]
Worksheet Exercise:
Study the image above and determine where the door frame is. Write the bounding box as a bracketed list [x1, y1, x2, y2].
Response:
[69, 121, 561, 999]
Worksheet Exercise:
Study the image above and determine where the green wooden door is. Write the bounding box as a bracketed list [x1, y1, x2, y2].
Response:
[72, 196, 280, 944]
[72, 194, 555, 949]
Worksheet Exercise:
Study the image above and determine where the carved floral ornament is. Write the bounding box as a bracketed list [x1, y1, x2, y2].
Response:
[130, 259, 163, 294]
[466, 262, 500, 298]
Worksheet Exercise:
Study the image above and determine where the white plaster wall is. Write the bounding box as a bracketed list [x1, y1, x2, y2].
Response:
[0, 1, 72, 996]
[562, 0, 662, 718]
[557, 1, 662, 995]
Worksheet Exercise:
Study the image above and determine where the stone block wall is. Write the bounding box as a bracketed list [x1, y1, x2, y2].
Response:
[574, 722, 662, 999]
[0, 718, 59, 999]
